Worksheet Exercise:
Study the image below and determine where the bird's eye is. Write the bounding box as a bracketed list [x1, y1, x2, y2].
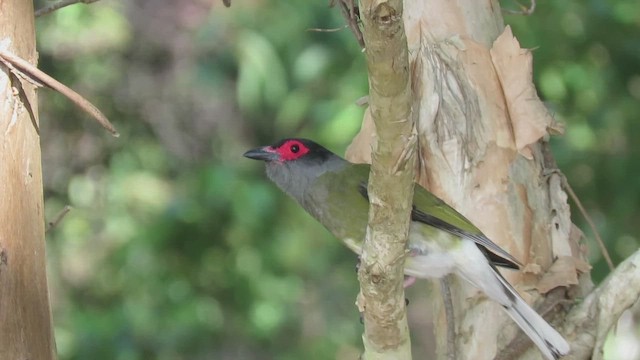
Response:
[290, 144, 299, 153]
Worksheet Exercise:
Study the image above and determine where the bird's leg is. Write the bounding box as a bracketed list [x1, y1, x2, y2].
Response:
[403, 248, 420, 289]
[403, 276, 417, 288]
[441, 275, 456, 360]
[355, 256, 365, 324]
[402, 277, 414, 308]
[402, 248, 421, 304]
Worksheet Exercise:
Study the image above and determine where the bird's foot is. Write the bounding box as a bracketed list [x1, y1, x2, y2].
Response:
[403, 276, 417, 288]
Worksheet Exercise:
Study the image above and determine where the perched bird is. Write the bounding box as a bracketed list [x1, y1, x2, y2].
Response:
[244, 138, 570, 360]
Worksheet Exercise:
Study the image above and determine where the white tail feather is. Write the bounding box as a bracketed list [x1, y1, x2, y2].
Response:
[408, 233, 570, 359]
[451, 241, 570, 359]
[497, 275, 570, 360]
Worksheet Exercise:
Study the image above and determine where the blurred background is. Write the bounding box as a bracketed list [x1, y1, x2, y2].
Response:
[33, 0, 639, 359]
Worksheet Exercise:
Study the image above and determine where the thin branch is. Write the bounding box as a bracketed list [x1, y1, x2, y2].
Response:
[35, 0, 101, 18]
[565, 248, 640, 360]
[355, 96, 369, 107]
[356, 0, 414, 358]
[0, 48, 119, 137]
[563, 179, 615, 271]
[503, 0, 536, 16]
[45, 206, 73, 233]
[331, 0, 365, 49]
[306, 25, 350, 33]
[540, 141, 613, 271]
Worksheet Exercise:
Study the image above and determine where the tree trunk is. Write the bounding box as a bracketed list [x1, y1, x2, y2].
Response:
[348, 0, 587, 359]
[0, 1, 57, 359]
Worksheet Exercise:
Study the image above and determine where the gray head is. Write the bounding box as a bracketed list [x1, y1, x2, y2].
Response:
[243, 138, 347, 201]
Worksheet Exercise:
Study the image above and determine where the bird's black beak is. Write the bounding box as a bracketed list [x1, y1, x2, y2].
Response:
[243, 146, 280, 162]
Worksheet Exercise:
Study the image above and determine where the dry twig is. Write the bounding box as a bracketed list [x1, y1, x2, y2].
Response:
[330, 0, 364, 48]
[35, 0, 101, 18]
[503, 0, 536, 16]
[540, 141, 613, 271]
[563, 179, 615, 271]
[307, 25, 350, 33]
[0, 48, 119, 137]
[46, 206, 73, 233]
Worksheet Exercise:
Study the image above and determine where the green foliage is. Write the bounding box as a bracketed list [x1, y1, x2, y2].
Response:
[39, 1, 365, 359]
[34, 0, 639, 359]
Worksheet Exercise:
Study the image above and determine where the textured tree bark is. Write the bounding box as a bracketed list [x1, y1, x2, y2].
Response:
[348, 0, 588, 359]
[355, 0, 415, 359]
[0, 1, 57, 359]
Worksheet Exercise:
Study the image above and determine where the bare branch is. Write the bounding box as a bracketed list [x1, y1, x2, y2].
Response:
[0, 2, 56, 356]
[540, 152, 614, 272]
[563, 179, 615, 271]
[0, 48, 119, 137]
[503, 0, 536, 16]
[35, 0, 101, 18]
[540, 141, 613, 270]
[306, 25, 350, 33]
[565, 249, 640, 360]
[356, 0, 414, 358]
[46, 206, 72, 233]
[331, 0, 365, 49]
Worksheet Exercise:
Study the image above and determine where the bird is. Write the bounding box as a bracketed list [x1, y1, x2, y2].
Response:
[244, 138, 570, 360]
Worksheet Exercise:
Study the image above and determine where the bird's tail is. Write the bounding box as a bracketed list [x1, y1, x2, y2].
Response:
[497, 274, 570, 360]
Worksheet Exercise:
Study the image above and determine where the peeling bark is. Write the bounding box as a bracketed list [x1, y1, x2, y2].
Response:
[347, 1, 591, 359]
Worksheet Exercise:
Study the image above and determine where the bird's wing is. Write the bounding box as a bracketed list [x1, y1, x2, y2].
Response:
[358, 182, 522, 270]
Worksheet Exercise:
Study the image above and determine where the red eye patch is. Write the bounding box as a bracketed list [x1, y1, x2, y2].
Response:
[273, 140, 310, 161]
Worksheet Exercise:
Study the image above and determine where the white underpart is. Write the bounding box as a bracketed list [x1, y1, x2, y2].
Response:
[403, 223, 569, 360]
[403, 225, 493, 284]
[405, 223, 509, 304]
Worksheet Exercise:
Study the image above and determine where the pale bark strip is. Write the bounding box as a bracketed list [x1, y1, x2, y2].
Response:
[404, 2, 582, 359]
[0, 1, 57, 359]
[356, 0, 415, 359]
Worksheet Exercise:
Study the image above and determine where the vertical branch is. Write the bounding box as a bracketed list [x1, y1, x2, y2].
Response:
[0, 1, 56, 359]
[357, 0, 415, 359]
